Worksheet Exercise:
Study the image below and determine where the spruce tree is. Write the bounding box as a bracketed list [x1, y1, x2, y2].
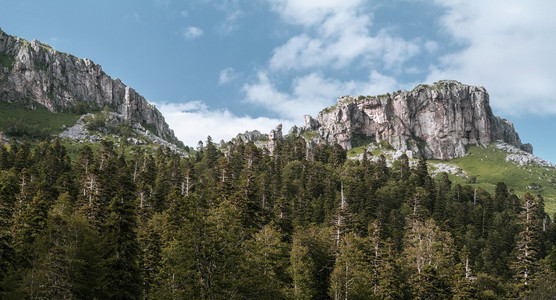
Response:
[513, 193, 542, 296]
[98, 156, 141, 299]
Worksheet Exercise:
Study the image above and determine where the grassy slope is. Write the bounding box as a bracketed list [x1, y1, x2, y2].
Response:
[0, 101, 194, 161]
[433, 145, 556, 216]
[0, 101, 81, 135]
[347, 143, 556, 215]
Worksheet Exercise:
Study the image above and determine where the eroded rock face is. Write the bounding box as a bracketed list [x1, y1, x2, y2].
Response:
[267, 124, 283, 155]
[303, 80, 531, 160]
[0, 29, 176, 142]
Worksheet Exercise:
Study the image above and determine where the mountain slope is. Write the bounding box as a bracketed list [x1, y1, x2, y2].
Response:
[263, 81, 555, 214]
[298, 80, 530, 160]
[0, 28, 178, 145]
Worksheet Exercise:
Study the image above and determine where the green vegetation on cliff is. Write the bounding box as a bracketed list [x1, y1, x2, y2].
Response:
[0, 101, 81, 139]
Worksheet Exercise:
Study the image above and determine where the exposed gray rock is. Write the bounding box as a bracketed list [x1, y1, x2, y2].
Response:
[429, 163, 467, 178]
[58, 114, 97, 140]
[267, 124, 283, 155]
[236, 130, 264, 143]
[304, 115, 320, 131]
[58, 111, 186, 155]
[288, 125, 300, 136]
[495, 141, 553, 167]
[301, 80, 530, 160]
[0, 28, 177, 143]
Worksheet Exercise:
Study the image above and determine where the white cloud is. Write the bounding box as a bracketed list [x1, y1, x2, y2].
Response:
[242, 72, 338, 119]
[268, 0, 420, 71]
[428, 0, 556, 115]
[269, 0, 365, 27]
[233, 1, 421, 122]
[242, 71, 399, 120]
[219, 67, 238, 84]
[183, 26, 204, 39]
[155, 101, 294, 147]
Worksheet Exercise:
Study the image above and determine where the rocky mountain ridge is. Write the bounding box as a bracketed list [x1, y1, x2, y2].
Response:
[290, 80, 532, 160]
[0, 28, 177, 143]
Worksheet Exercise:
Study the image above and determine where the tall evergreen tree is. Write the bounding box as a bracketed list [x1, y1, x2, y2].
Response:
[513, 193, 542, 296]
[0, 170, 18, 294]
[98, 156, 141, 299]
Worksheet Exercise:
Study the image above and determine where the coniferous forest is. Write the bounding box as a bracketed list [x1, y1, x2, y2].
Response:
[1, 136, 556, 299]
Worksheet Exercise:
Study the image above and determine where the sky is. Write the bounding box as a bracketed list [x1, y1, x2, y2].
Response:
[1, 0, 556, 163]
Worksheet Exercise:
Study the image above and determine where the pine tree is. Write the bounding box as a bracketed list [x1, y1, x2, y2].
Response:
[193, 200, 247, 299]
[452, 246, 477, 299]
[240, 222, 290, 298]
[98, 156, 141, 299]
[0, 170, 19, 293]
[32, 193, 76, 300]
[403, 218, 454, 298]
[203, 136, 219, 169]
[0, 143, 12, 171]
[137, 213, 163, 298]
[394, 153, 410, 181]
[494, 181, 509, 213]
[329, 233, 366, 300]
[288, 225, 333, 300]
[513, 193, 542, 296]
[329, 144, 346, 166]
[415, 155, 429, 187]
[289, 237, 316, 300]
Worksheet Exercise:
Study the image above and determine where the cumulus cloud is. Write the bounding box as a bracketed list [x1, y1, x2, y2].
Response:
[183, 26, 204, 39]
[268, 0, 420, 71]
[269, 0, 365, 27]
[242, 71, 399, 120]
[428, 0, 556, 115]
[233, 1, 423, 121]
[155, 101, 294, 147]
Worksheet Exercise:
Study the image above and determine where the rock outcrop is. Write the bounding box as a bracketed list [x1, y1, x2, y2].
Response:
[495, 141, 553, 167]
[0, 28, 177, 142]
[301, 80, 531, 160]
[267, 124, 283, 155]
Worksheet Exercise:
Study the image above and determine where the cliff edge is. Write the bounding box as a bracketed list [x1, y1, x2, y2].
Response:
[299, 80, 531, 160]
[0, 28, 177, 143]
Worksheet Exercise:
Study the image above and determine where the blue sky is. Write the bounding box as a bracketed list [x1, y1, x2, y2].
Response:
[1, 0, 556, 163]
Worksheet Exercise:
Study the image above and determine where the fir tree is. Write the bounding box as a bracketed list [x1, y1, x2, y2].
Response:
[513, 193, 542, 296]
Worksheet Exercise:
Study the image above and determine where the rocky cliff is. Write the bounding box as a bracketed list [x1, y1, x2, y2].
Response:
[299, 80, 531, 160]
[0, 28, 177, 142]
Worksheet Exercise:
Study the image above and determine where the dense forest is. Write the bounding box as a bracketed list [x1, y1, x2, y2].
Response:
[0, 136, 555, 299]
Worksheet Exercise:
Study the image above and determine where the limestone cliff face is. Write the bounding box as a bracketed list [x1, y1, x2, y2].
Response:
[302, 80, 531, 160]
[0, 29, 176, 142]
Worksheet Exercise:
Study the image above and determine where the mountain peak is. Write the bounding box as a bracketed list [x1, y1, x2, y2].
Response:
[296, 81, 531, 160]
[0, 28, 179, 145]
